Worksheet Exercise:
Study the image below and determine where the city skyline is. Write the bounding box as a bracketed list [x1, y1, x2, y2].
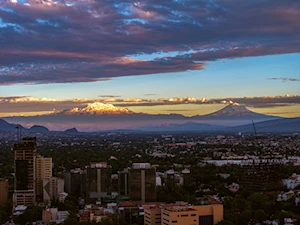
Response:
[0, 0, 299, 119]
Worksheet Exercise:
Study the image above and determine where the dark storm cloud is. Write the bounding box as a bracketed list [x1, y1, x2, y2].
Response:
[0, 0, 299, 84]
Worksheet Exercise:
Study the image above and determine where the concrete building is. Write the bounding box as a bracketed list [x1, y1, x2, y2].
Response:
[42, 208, 69, 223]
[36, 155, 52, 199]
[144, 203, 223, 225]
[118, 201, 144, 225]
[86, 162, 112, 203]
[181, 168, 191, 188]
[118, 168, 130, 197]
[64, 168, 85, 198]
[13, 137, 37, 206]
[59, 192, 68, 203]
[43, 177, 64, 202]
[0, 179, 9, 205]
[130, 163, 156, 203]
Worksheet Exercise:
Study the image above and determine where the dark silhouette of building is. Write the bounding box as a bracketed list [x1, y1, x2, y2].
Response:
[85, 162, 112, 203]
[63, 168, 84, 198]
[13, 137, 37, 206]
[129, 163, 156, 203]
[118, 168, 129, 197]
[240, 159, 283, 191]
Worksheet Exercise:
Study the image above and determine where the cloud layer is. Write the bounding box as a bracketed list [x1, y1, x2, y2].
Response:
[0, 0, 299, 84]
[1, 95, 299, 114]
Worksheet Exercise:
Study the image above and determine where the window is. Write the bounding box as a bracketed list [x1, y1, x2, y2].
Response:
[172, 220, 177, 223]
[181, 214, 188, 217]
[199, 215, 214, 225]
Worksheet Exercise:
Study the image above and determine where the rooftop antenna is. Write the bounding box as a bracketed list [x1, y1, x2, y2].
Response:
[252, 120, 257, 137]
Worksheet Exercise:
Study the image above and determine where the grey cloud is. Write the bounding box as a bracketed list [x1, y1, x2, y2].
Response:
[268, 77, 300, 82]
[0, 0, 299, 84]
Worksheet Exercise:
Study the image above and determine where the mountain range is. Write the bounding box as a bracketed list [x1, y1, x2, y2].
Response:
[0, 102, 297, 133]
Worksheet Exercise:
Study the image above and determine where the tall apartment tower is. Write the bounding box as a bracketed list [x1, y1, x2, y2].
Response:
[129, 163, 156, 203]
[0, 179, 9, 205]
[36, 155, 52, 199]
[86, 162, 112, 203]
[118, 168, 130, 197]
[13, 137, 37, 206]
[63, 168, 85, 198]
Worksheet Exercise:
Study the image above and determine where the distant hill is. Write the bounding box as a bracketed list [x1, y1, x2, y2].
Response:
[64, 128, 79, 134]
[232, 117, 300, 133]
[0, 118, 23, 131]
[28, 125, 49, 133]
[0, 118, 49, 133]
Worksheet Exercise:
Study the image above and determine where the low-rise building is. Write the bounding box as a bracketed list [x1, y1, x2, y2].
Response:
[144, 202, 223, 225]
[283, 173, 300, 189]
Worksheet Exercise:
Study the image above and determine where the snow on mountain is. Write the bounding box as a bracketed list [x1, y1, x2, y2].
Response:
[197, 104, 281, 119]
[55, 102, 133, 115]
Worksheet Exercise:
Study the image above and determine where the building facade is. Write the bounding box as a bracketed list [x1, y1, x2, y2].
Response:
[144, 203, 223, 225]
[0, 179, 9, 205]
[13, 137, 37, 206]
[118, 168, 130, 197]
[64, 168, 84, 198]
[36, 155, 52, 199]
[86, 162, 112, 203]
[43, 177, 64, 202]
[130, 163, 156, 203]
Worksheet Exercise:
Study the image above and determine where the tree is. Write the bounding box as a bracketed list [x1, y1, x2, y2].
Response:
[239, 210, 252, 225]
[216, 220, 234, 225]
[254, 209, 266, 223]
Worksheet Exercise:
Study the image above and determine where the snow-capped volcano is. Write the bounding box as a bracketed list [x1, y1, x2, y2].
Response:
[198, 104, 281, 119]
[55, 102, 133, 115]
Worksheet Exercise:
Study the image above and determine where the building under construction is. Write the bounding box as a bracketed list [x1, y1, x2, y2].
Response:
[240, 159, 283, 192]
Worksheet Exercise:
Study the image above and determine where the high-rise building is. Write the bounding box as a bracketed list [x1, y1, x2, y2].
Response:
[181, 168, 191, 188]
[118, 168, 129, 197]
[63, 168, 84, 198]
[36, 155, 52, 199]
[43, 177, 64, 202]
[0, 179, 9, 205]
[129, 163, 156, 203]
[86, 162, 112, 203]
[13, 137, 37, 206]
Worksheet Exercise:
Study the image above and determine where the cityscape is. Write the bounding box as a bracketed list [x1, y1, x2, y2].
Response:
[0, 0, 300, 225]
[0, 128, 300, 224]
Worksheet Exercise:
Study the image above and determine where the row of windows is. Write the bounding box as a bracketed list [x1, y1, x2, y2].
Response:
[163, 217, 169, 222]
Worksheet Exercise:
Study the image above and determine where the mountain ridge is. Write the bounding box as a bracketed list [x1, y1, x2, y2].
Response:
[1, 103, 289, 131]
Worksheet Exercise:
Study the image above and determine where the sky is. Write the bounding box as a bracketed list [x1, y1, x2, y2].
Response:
[0, 0, 300, 118]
